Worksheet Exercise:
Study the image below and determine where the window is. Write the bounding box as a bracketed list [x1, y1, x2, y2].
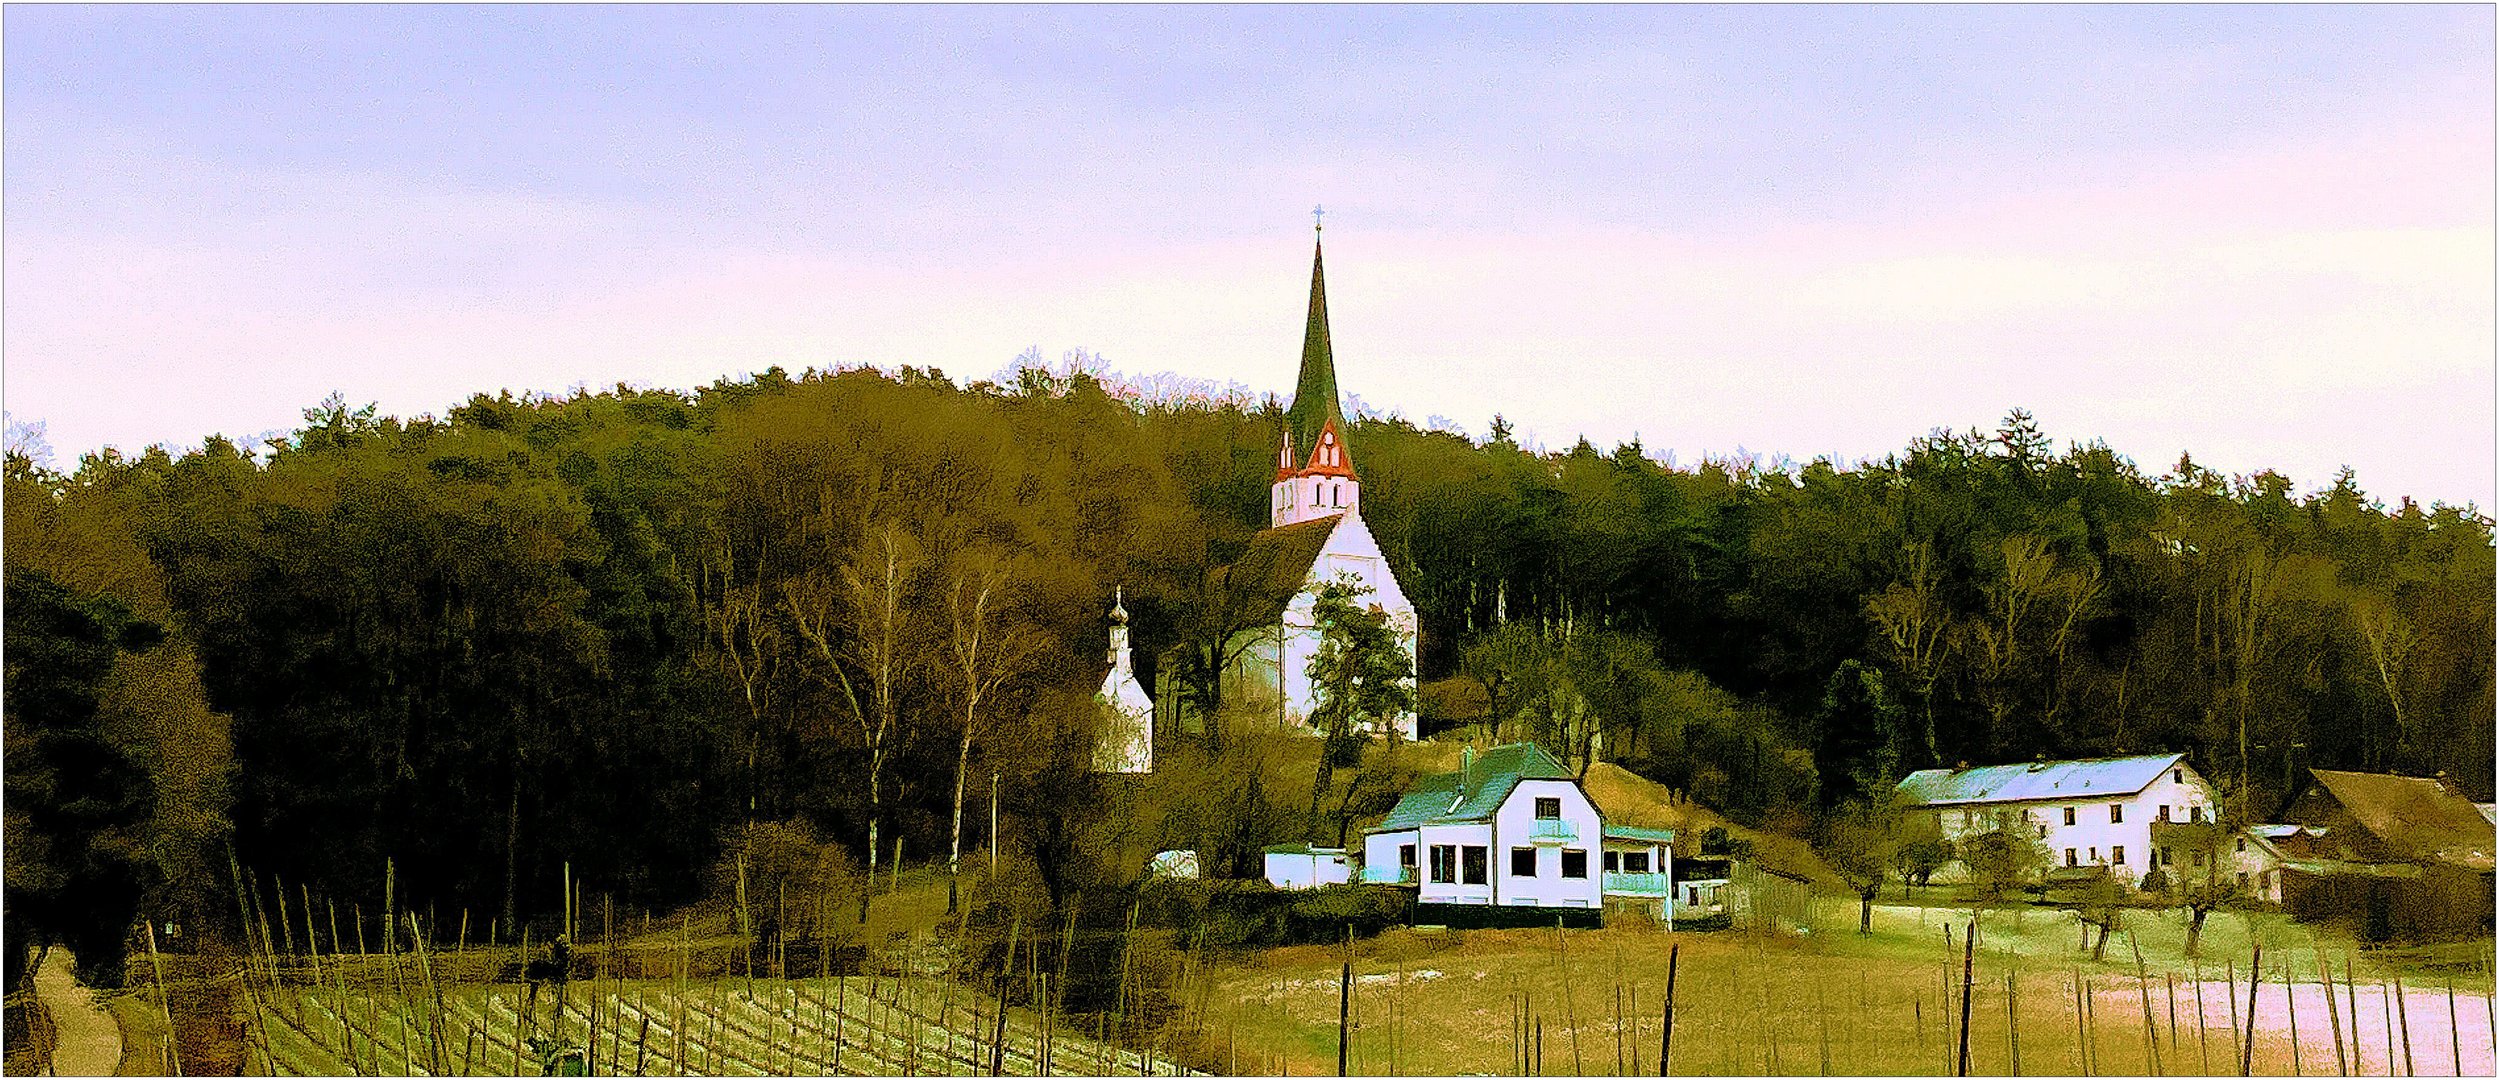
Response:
[1400, 844, 1416, 868]
[2109, 803, 2124, 824]
[2235, 837, 2247, 853]
[1429, 845, 1456, 884]
[2089, 846, 2099, 863]
[1534, 797, 1562, 819]
[2158, 804, 2171, 822]
[1462, 846, 1488, 885]
[2038, 825, 2049, 839]
[1603, 851, 1620, 873]
[2064, 807, 2077, 826]
[2113, 846, 2126, 866]
[2173, 768, 2184, 784]
[2237, 871, 2249, 887]
[1560, 849, 1589, 879]
[1512, 847, 1538, 878]
[1624, 851, 1651, 874]
[2065, 848, 2078, 868]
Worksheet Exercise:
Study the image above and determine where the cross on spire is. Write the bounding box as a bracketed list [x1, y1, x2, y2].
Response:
[1313, 204, 1325, 232]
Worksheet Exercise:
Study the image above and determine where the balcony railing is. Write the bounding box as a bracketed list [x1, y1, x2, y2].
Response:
[1364, 865, 1418, 885]
[1602, 871, 1672, 897]
[1528, 818, 1578, 843]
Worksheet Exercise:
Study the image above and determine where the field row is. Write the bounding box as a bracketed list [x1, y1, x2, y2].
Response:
[243, 974, 1197, 1076]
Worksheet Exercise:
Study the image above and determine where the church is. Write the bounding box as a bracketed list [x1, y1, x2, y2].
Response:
[1159, 223, 1421, 743]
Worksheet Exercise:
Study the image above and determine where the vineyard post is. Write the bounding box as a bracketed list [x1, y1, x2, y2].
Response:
[2227, 959, 2242, 1073]
[993, 913, 1022, 1077]
[1555, 917, 1583, 1076]
[2286, 961, 2301, 1076]
[2131, 935, 2161, 1076]
[1338, 928, 1352, 1077]
[892, 834, 905, 895]
[459, 908, 468, 956]
[2070, 970, 2087, 1078]
[2194, 958, 2211, 1075]
[2321, 958, 2347, 1077]
[2445, 978, 2460, 1077]
[2394, 974, 2413, 1077]
[2243, 944, 2263, 1077]
[2341, 956, 2362, 1076]
[146, 920, 183, 1076]
[275, 874, 296, 964]
[2007, 971, 2019, 1077]
[1659, 943, 1676, 1079]
[2381, 972, 2395, 1076]
[2167, 973, 2180, 1058]
[635, 1016, 649, 1077]
[1956, 919, 1975, 1077]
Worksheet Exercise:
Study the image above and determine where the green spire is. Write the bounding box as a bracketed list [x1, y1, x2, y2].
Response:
[1285, 230, 1345, 464]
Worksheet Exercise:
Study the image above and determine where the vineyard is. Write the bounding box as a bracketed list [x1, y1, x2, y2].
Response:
[239, 972, 1195, 1077]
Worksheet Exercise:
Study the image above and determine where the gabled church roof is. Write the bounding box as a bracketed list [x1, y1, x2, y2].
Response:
[1284, 232, 1348, 471]
[1231, 513, 1343, 621]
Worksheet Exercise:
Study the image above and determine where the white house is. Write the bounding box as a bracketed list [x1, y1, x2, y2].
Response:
[1163, 226, 1419, 741]
[1896, 753, 2220, 888]
[1360, 743, 1610, 916]
[1262, 844, 1353, 890]
[1599, 825, 1678, 926]
[1091, 589, 1154, 774]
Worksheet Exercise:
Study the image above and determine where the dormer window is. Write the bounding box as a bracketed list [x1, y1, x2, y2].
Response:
[1534, 797, 1562, 819]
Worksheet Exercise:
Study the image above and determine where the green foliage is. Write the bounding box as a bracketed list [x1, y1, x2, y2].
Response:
[4, 568, 162, 990]
[1958, 825, 2048, 899]
[7, 365, 2489, 954]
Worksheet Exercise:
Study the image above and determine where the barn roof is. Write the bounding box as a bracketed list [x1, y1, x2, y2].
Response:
[2299, 770, 2495, 871]
[1229, 514, 1342, 621]
[1895, 753, 2186, 807]
[1374, 742, 1575, 831]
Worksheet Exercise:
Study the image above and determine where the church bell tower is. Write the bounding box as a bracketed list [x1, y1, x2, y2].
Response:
[1272, 213, 1360, 528]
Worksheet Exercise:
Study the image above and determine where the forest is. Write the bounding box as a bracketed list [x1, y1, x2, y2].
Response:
[6, 355, 2492, 990]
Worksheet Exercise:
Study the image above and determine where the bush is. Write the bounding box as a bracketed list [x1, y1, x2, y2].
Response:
[2138, 867, 2170, 895]
[1137, 878, 1411, 949]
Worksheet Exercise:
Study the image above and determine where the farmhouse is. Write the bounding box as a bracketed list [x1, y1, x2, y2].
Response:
[1895, 753, 2220, 888]
[1352, 742, 1677, 926]
[1162, 224, 1419, 740]
[2274, 769, 2496, 937]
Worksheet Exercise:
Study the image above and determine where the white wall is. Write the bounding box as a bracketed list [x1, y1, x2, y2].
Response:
[1492, 780, 1603, 909]
[1935, 763, 2220, 886]
[1264, 850, 1349, 890]
[1364, 829, 1419, 884]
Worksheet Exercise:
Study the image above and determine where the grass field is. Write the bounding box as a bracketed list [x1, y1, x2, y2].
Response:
[1196, 898, 2498, 1077]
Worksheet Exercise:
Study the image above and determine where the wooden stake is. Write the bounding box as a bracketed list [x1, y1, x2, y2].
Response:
[1957, 919, 1976, 1077]
[2395, 974, 2414, 1077]
[2287, 961, 2302, 1076]
[2445, 979, 2460, 1078]
[2321, 957, 2348, 1077]
[2007, 971, 2021, 1077]
[2196, 958, 2213, 1076]
[2132, 936, 2162, 1077]
[2244, 944, 2264, 1077]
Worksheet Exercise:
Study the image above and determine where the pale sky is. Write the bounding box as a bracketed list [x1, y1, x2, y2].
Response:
[7, 6, 2493, 509]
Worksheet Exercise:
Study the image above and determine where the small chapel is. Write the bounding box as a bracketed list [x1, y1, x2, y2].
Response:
[1161, 221, 1421, 741]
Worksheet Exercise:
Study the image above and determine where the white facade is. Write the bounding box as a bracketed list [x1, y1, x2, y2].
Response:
[1222, 511, 1420, 741]
[1091, 590, 1154, 774]
[1921, 759, 2220, 888]
[1366, 777, 1603, 909]
[1263, 847, 1352, 890]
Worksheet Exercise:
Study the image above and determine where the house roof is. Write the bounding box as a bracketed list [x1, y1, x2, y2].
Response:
[1230, 514, 1342, 621]
[2300, 770, 2495, 872]
[1895, 753, 2186, 807]
[1374, 742, 1575, 831]
[1263, 843, 1345, 856]
[1603, 824, 1678, 845]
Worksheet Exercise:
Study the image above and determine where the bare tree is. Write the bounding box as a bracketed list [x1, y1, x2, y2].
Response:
[701, 539, 782, 818]
[942, 548, 1044, 913]
[784, 520, 926, 897]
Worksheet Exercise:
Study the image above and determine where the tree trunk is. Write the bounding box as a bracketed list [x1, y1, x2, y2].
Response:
[2186, 907, 2208, 958]
[948, 736, 973, 914]
[1860, 893, 1874, 936]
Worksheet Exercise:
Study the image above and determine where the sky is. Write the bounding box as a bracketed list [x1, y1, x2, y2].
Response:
[6, 5, 2493, 509]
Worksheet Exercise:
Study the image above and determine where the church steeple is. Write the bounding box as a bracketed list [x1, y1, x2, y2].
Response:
[1285, 219, 1346, 469]
[1270, 213, 1363, 529]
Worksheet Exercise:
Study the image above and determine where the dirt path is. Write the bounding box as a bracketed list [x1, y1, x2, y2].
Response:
[31, 949, 122, 1077]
